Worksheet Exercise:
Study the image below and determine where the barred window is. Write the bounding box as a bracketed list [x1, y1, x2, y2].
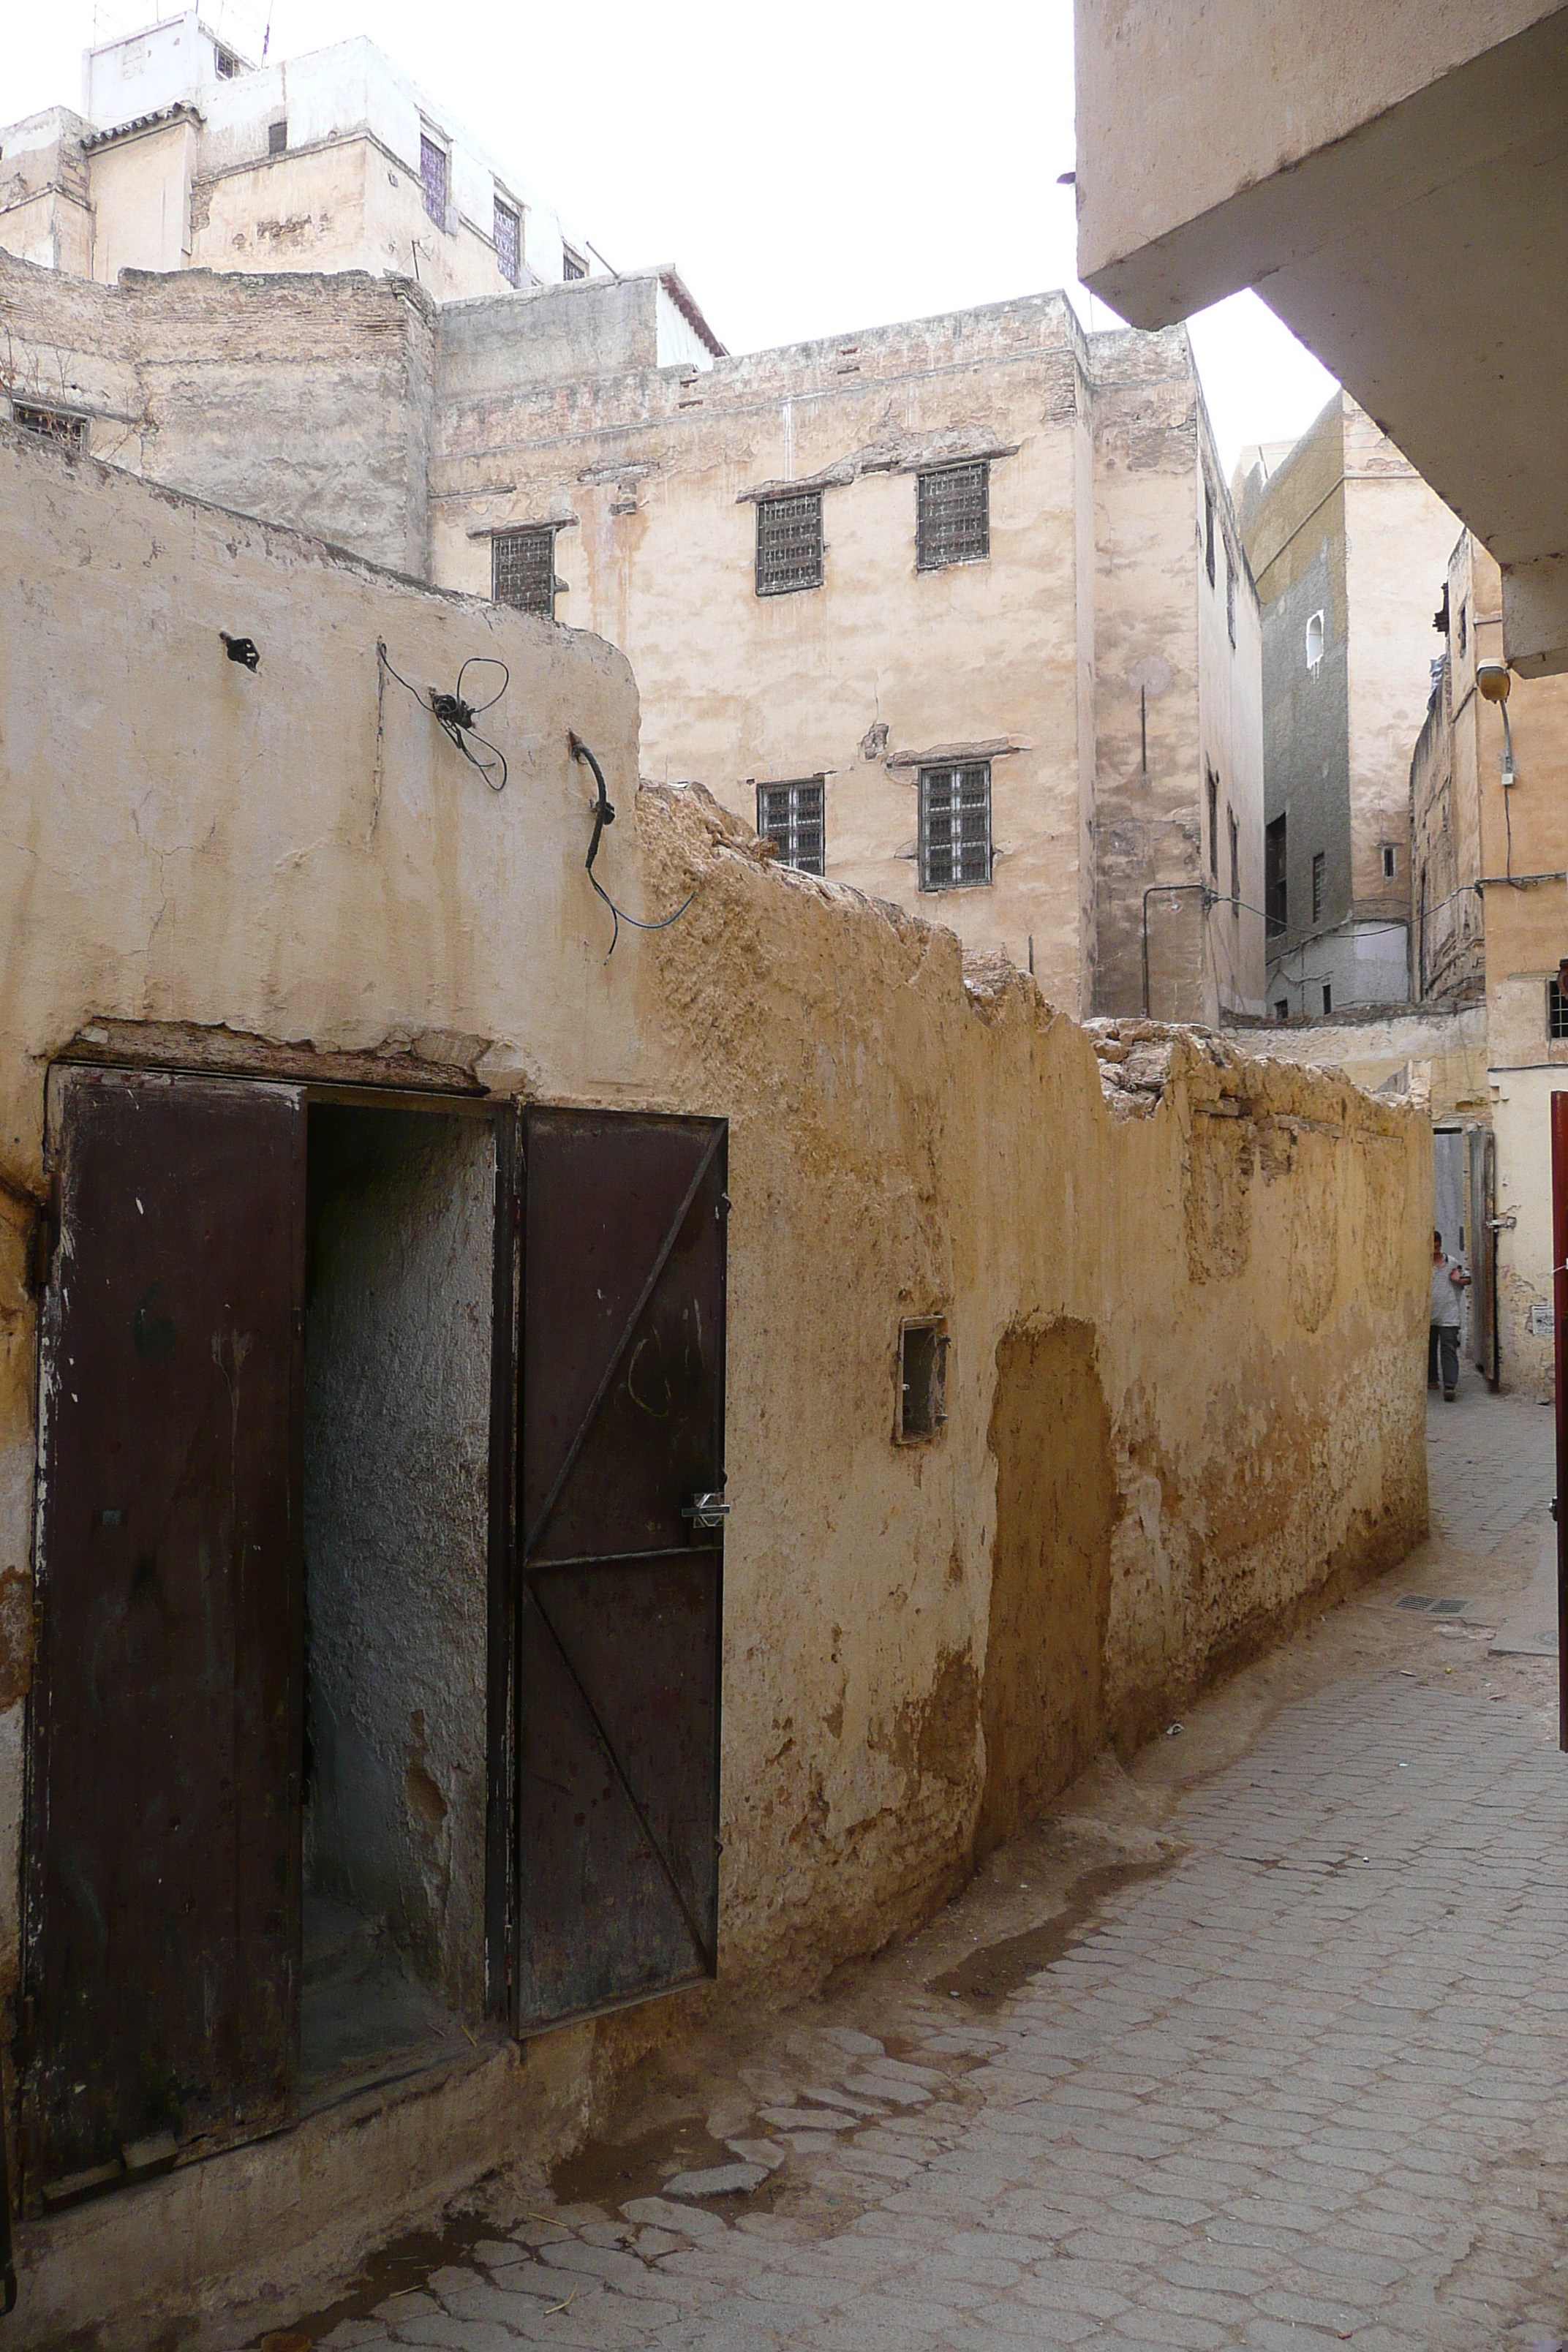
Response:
[919, 763, 992, 890]
[755, 491, 823, 597]
[1311, 849, 1326, 924]
[1550, 979, 1568, 1040]
[493, 526, 556, 617]
[420, 133, 448, 227]
[494, 198, 521, 286]
[562, 244, 587, 282]
[916, 462, 989, 570]
[11, 402, 87, 454]
[757, 777, 825, 875]
[268, 118, 287, 155]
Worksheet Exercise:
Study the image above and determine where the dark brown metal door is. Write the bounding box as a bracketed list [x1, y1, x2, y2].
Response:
[26, 1070, 304, 2203]
[514, 1109, 726, 2030]
[1468, 1123, 1499, 1385]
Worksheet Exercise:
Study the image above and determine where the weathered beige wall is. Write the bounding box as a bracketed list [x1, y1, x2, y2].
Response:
[0, 426, 1428, 2334]
[88, 118, 199, 283]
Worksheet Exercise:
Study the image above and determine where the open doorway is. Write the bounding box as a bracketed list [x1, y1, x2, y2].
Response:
[301, 1103, 497, 2106]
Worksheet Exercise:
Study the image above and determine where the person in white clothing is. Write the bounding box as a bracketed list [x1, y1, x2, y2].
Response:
[1430, 1228, 1471, 1401]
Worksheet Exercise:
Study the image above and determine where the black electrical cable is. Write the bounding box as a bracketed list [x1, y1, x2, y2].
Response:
[570, 734, 694, 961]
[378, 643, 509, 791]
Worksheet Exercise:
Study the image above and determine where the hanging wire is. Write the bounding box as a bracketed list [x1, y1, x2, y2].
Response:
[570, 734, 694, 961]
[377, 643, 509, 791]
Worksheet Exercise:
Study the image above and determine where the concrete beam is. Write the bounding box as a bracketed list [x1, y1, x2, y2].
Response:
[1503, 556, 1568, 678]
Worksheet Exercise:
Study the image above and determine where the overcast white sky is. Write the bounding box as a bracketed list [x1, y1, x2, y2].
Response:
[5, 0, 1339, 483]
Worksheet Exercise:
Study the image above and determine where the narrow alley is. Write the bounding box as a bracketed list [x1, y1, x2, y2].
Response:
[270, 1371, 1568, 2352]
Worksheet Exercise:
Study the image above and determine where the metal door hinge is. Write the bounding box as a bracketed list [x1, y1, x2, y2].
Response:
[682, 1492, 730, 1530]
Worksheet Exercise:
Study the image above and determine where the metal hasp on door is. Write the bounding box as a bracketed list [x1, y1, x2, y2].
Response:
[25, 1070, 303, 2206]
[515, 1110, 727, 2030]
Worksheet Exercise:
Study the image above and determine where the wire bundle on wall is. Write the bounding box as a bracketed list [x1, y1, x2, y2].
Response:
[377, 641, 509, 791]
[570, 734, 694, 961]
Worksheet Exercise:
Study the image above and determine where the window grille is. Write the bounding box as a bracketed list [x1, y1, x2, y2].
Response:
[11, 402, 87, 455]
[494, 198, 521, 286]
[919, 763, 992, 891]
[562, 245, 587, 281]
[916, 462, 989, 571]
[1311, 849, 1326, 924]
[214, 45, 239, 76]
[1382, 843, 1398, 880]
[757, 778, 825, 875]
[493, 526, 556, 617]
[268, 118, 287, 155]
[1265, 814, 1288, 935]
[755, 491, 823, 597]
[1550, 979, 1568, 1040]
[420, 134, 448, 227]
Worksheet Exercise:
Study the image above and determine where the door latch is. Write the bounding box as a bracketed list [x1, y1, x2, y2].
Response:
[682, 1492, 730, 1531]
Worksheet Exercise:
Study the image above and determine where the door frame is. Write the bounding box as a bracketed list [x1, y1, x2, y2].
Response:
[23, 1063, 521, 2208]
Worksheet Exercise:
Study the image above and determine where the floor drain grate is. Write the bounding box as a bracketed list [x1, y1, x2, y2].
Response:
[1397, 1594, 1469, 1615]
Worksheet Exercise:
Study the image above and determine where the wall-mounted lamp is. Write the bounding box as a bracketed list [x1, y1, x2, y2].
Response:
[219, 631, 260, 671]
[1477, 659, 1518, 783]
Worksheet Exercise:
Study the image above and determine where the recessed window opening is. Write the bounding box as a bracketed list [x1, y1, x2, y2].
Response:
[10, 401, 88, 454]
[1382, 843, 1398, 881]
[1322, 983, 1333, 1016]
[1458, 602, 1468, 657]
[268, 118, 287, 155]
[1206, 767, 1219, 880]
[494, 197, 521, 286]
[897, 1317, 948, 1444]
[1311, 850, 1326, 924]
[1204, 485, 1215, 587]
[1549, 979, 1568, 1040]
[1305, 610, 1324, 674]
[1265, 813, 1288, 935]
[1228, 806, 1240, 913]
[419, 132, 448, 227]
[1226, 550, 1237, 647]
[755, 490, 823, 597]
[302, 1104, 494, 2098]
[1275, 998, 1289, 1022]
[757, 777, 825, 875]
[214, 44, 240, 76]
[916, 461, 989, 570]
[562, 244, 587, 281]
[919, 762, 992, 890]
[493, 525, 556, 617]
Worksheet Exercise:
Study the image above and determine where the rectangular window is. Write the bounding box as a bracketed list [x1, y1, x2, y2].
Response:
[214, 44, 240, 76]
[1207, 768, 1219, 881]
[1275, 998, 1289, 1022]
[268, 118, 287, 155]
[1311, 849, 1326, 924]
[494, 197, 521, 286]
[1226, 549, 1237, 647]
[1204, 484, 1215, 587]
[1228, 807, 1240, 911]
[1265, 813, 1287, 935]
[757, 778, 825, 876]
[492, 526, 555, 617]
[562, 244, 587, 281]
[897, 1318, 948, 1444]
[919, 762, 992, 891]
[1550, 979, 1568, 1040]
[916, 461, 989, 571]
[12, 401, 87, 454]
[755, 490, 823, 597]
[420, 133, 448, 227]
[1322, 983, 1333, 1017]
[1382, 843, 1398, 881]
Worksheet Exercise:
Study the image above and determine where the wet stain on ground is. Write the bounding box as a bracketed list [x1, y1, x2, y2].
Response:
[927, 1850, 1181, 2006]
[550, 2113, 765, 2210]
[249, 2209, 494, 2344]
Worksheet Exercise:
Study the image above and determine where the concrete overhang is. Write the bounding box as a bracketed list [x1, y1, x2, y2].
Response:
[1074, 1, 1568, 673]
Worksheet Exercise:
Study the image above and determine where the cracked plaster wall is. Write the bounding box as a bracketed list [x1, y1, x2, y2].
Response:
[0, 429, 1429, 2332]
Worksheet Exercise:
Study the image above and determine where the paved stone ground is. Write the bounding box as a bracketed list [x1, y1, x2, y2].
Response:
[283, 1384, 1568, 2352]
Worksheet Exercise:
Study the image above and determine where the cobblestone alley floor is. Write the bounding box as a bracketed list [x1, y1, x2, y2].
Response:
[272, 1373, 1568, 2352]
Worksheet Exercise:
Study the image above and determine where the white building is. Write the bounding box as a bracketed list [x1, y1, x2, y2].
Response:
[0, 11, 602, 304]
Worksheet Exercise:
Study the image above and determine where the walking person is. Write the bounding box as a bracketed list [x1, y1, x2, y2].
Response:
[1430, 1228, 1471, 1401]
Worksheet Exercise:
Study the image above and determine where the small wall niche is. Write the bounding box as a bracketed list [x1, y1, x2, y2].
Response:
[897, 1316, 949, 1444]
